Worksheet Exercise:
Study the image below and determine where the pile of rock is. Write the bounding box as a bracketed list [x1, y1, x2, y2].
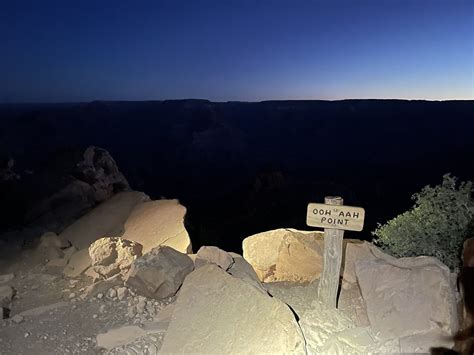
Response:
[242, 228, 460, 354]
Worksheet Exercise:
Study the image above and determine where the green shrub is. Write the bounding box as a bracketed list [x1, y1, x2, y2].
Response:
[373, 174, 473, 270]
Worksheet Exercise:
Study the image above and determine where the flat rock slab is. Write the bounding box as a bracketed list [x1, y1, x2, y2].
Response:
[96, 325, 147, 350]
[160, 264, 306, 354]
[121, 199, 192, 254]
[356, 256, 457, 346]
[18, 301, 69, 317]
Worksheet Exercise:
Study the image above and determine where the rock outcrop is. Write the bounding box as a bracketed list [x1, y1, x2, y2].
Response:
[120, 199, 192, 254]
[59, 191, 149, 249]
[125, 246, 194, 300]
[160, 264, 306, 354]
[242, 228, 324, 282]
[88, 237, 143, 279]
[23, 146, 130, 232]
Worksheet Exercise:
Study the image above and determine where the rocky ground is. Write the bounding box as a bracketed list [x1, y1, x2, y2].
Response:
[0, 265, 174, 354]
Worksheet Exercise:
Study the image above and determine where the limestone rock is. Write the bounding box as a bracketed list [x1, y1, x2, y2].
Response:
[355, 254, 457, 347]
[195, 246, 234, 270]
[341, 240, 376, 284]
[125, 246, 194, 300]
[227, 252, 266, 293]
[160, 264, 306, 354]
[0, 286, 14, 307]
[121, 199, 192, 254]
[63, 249, 91, 277]
[59, 191, 149, 249]
[89, 237, 142, 279]
[242, 228, 324, 282]
[299, 300, 399, 355]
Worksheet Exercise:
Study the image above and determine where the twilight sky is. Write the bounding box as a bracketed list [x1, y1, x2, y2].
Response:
[1, 0, 473, 102]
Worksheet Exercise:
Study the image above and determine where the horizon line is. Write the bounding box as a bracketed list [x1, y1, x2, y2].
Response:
[1, 97, 473, 105]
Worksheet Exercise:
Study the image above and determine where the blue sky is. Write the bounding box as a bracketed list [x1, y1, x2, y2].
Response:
[1, 0, 472, 102]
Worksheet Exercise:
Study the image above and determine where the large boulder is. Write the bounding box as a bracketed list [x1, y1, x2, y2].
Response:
[125, 246, 194, 300]
[59, 191, 149, 249]
[355, 252, 458, 352]
[121, 199, 192, 254]
[88, 237, 143, 279]
[160, 264, 306, 354]
[242, 228, 324, 282]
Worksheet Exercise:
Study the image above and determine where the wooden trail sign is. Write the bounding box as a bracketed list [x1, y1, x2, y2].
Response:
[307, 196, 365, 308]
[306, 203, 365, 231]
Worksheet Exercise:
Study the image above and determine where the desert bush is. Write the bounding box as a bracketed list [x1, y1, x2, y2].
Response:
[373, 174, 473, 270]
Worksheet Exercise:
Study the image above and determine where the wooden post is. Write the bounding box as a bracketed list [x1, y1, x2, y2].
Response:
[317, 196, 344, 308]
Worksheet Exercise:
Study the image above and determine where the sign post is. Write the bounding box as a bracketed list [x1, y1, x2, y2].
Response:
[306, 196, 365, 308]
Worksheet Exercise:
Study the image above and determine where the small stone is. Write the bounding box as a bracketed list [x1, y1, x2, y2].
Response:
[97, 293, 104, 299]
[0, 286, 14, 307]
[99, 305, 106, 313]
[11, 314, 24, 324]
[107, 288, 117, 299]
[117, 287, 128, 301]
[92, 314, 98, 319]
[24, 332, 30, 338]
[69, 293, 76, 299]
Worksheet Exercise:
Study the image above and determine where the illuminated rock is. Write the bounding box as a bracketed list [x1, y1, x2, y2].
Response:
[195, 246, 233, 270]
[160, 264, 306, 354]
[59, 191, 149, 249]
[125, 246, 194, 300]
[227, 252, 266, 294]
[242, 228, 324, 282]
[340, 240, 376, 284]
[355, 255, 457, 351]
[299, 300, 399, 354]
[88, 237, 142, 279]
[121, 199, 192, 254]
[63, 249, 91, 277]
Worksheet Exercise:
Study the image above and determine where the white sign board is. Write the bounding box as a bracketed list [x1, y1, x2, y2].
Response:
[306, 203, 365, 231]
